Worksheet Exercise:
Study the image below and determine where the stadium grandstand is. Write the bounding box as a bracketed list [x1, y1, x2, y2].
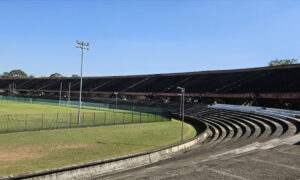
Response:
[1, 64, 300, 110]
[2, 0, 300, 179]
[0, 64, 300, 179]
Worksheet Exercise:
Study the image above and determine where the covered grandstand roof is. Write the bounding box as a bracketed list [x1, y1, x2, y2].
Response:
[1, 64, 300, 99]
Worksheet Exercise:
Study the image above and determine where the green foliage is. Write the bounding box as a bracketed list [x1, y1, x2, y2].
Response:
[268, 58, 298, 66]
[49, 73, 64, 78]
[1, 72, 10, 77]
[71, 74, 79, 77]
[1, 69, 28, 78]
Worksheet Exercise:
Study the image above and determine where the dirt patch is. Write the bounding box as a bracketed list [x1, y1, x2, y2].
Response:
[0, 144, 89, 161]
[53, 143, 89, 150]
[0, 149, 46, 161]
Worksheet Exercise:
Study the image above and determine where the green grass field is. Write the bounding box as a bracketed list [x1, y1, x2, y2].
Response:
[0, 120, 196, 176]
[0, 101, 196, 176]
[0, 100, 98, 114]
[0, 101, 169, 133]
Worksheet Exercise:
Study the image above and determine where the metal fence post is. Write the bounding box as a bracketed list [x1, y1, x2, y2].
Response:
[41, 113, 44, 129]
[7, 115, 9, 133]
[114, 112, 116, 125]
[123, 112, 125, 124]
[94, 112, 96, 126]
[132, 112, 134, 124]
[159, 112, 161, 121]
[147, 112, 149, 123]
[104, 112, 106, 125]
[25, 114, 27, 131]
[56, 113, 58, 129]
[69, 113, 72, 128]
[82, 113, 84, 126]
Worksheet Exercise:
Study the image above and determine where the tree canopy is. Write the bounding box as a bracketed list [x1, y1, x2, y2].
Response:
[1, 69, 28, 78]
[49, 73, 64, 78]
[1, 72, 10, 78]
[72, 74, 79, 77]
[268, 58, 298, 66]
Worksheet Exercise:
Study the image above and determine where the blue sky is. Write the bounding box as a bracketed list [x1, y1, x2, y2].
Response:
[0, 0, 300, 77]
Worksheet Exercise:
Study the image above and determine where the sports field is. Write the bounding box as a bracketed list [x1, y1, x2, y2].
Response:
[0, 100, 100, 114]
[0, 101, 196, 176]
[0, 120, 196, 176]
[0, 101, 169, 133]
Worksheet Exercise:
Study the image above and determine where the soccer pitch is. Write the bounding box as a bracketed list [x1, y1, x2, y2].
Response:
[0, 101, 169, 133]
[0, 100, 100, 114]
[0, 101, 196, 177]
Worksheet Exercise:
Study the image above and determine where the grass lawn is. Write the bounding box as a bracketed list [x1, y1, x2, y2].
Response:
[0, 100, 100, 114]
[0, 120, 196, 177]
[0, 101, 169, 133]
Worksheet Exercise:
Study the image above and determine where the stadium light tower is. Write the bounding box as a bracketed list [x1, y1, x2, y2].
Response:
[177, 86, 185, 143]
[76, 40, 89, 124]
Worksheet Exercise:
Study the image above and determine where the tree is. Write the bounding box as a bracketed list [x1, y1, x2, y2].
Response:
[1, 69, 28, 78]
[268, 58, 298, 66]
[9, 69, 28, 77]
[1, 72, 10, 78]
[49, 73, 64, 78]
[72, 74, 79, 77]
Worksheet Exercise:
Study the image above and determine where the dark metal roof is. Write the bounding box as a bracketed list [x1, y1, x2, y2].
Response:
[1, 64, 300, 80]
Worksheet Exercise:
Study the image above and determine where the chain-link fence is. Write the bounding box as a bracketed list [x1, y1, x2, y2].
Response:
[0, 96, 171, 134]
[0, 111, 170, 134]
[0, 95, 167, 112]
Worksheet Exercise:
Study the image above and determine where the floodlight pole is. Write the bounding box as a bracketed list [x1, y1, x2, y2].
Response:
[76, 40, 89, 124]
[177, 86, 185, 143]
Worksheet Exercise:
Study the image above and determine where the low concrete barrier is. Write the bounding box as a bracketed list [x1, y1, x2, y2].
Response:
[2, 116, 209, 180]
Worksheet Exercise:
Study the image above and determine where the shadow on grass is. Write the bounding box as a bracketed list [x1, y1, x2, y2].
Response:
[96, 141, 155, 147]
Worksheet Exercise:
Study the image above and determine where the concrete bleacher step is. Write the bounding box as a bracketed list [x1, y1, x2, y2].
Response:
[214, 112, 261, 140]
[224, 113, 271, 140]
[210, 104, 300, 134]
[186, 107, 250, 143]
[176, 105, 299, 156]
[197, 113, 250, 142]
[240, 112, 297, 137]
[238, 112, 282, 135]
[209, 106, 298, 137]
[189, 114, 250, 145]
[194, 116, 233, 144]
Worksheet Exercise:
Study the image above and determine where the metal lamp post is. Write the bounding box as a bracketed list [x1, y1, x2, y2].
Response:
[76, 40, 89, 124]
[177, 86, 185, 143]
